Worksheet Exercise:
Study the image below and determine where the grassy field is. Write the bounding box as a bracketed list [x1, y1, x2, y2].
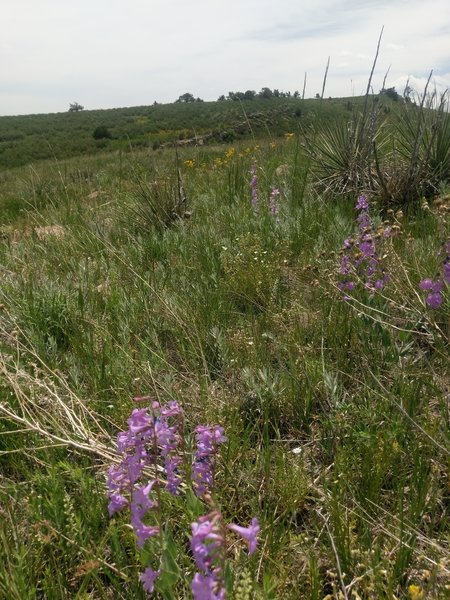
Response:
[0, 95, 449, 599]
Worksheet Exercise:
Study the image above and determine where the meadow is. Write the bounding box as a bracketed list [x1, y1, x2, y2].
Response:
[0, 91, 449, 599]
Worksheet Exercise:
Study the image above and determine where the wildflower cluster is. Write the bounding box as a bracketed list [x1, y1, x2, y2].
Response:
[338, 195, 390, 298]
[107, 399, 182, 546]
[107, 398, 259, 597]
[419, 240, 449, 308]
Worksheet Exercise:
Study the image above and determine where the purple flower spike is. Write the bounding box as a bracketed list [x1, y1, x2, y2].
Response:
[192, 425, 227, 497]
[269, 186, 280, 216]
[190, 512, 226, 599]
[140, 567, 160, 594]
[228, 517, 260, 555]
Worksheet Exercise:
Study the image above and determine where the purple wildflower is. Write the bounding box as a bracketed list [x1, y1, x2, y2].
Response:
[192, 426, 227, 497]
[356, 195, 369, 210]
[108, 493, 128, 516]
[133, 519, 160, 549]
[419, 239, 449, 307]
[337, 195, 390, 297]
[426, 292, 443, 308]
[191, 573, 226, 600]
[190, 512, 226, 600]
[140, 567, 160, 594]
[419, 277, 445, 308]
[160, 401, 182, 417]
[419, 278, 435, 291]
[190, 513, 224, 572]
[131, 481, 157, 521]
[228, 517, 260, 555]
[269, 186, 280, 216]
[444, 261, 450, 284]
[128, 408, 153, 435]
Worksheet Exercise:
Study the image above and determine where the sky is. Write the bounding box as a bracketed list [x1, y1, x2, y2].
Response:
[1, 0, 449, 116]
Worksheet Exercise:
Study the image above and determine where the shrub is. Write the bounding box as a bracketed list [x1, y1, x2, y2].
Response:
[92, 125, 112, 140]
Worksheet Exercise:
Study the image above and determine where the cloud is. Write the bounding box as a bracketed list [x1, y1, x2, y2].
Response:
[0, 0, 449, 115]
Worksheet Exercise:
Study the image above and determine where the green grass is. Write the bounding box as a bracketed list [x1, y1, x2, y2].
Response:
[0, 130, 448, 599]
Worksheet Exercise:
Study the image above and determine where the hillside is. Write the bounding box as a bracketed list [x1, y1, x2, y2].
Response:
[0, 95, 375, 169]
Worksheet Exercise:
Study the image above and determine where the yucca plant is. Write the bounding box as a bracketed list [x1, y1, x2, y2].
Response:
[309, 107, 385, 197]
[122, 155, 188, 235]
[376, 85, 450, 207]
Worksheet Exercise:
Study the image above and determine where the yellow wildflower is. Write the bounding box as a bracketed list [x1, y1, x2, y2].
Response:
[408, 585, 425, 600]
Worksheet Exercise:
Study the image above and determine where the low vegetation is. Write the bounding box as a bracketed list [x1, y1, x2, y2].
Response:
[0, 89, 448, 599]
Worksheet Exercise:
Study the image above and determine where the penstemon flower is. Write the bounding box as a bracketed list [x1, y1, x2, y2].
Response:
[107, 399, 258, 597]
[337, 195, 389, 298]
[192, 425, 227, 497]
[140, 567, 161, 594]
[190, 511, 260, 599]
[269, 186, 280, 216]
[228, 518, 260, 555]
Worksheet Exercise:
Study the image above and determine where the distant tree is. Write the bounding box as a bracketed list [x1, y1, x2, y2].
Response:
[243, 90, 256, 100]
[176, 93, 196, 103]
[315, 93, 321, 99]
[259, 87, 273, 99]
[195, 97, 204, 102]
[93, 125, 112, 140]
[69, 102, 84, 112]
[293, 91, 300, 98]
[217, 95, 226, 101]
[380, 87, 399, 101]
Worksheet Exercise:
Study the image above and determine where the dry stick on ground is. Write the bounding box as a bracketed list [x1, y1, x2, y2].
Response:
[0, 344, 117, 463]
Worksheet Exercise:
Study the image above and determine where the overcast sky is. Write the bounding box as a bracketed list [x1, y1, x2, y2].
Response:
[1, 0, 449, 116]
